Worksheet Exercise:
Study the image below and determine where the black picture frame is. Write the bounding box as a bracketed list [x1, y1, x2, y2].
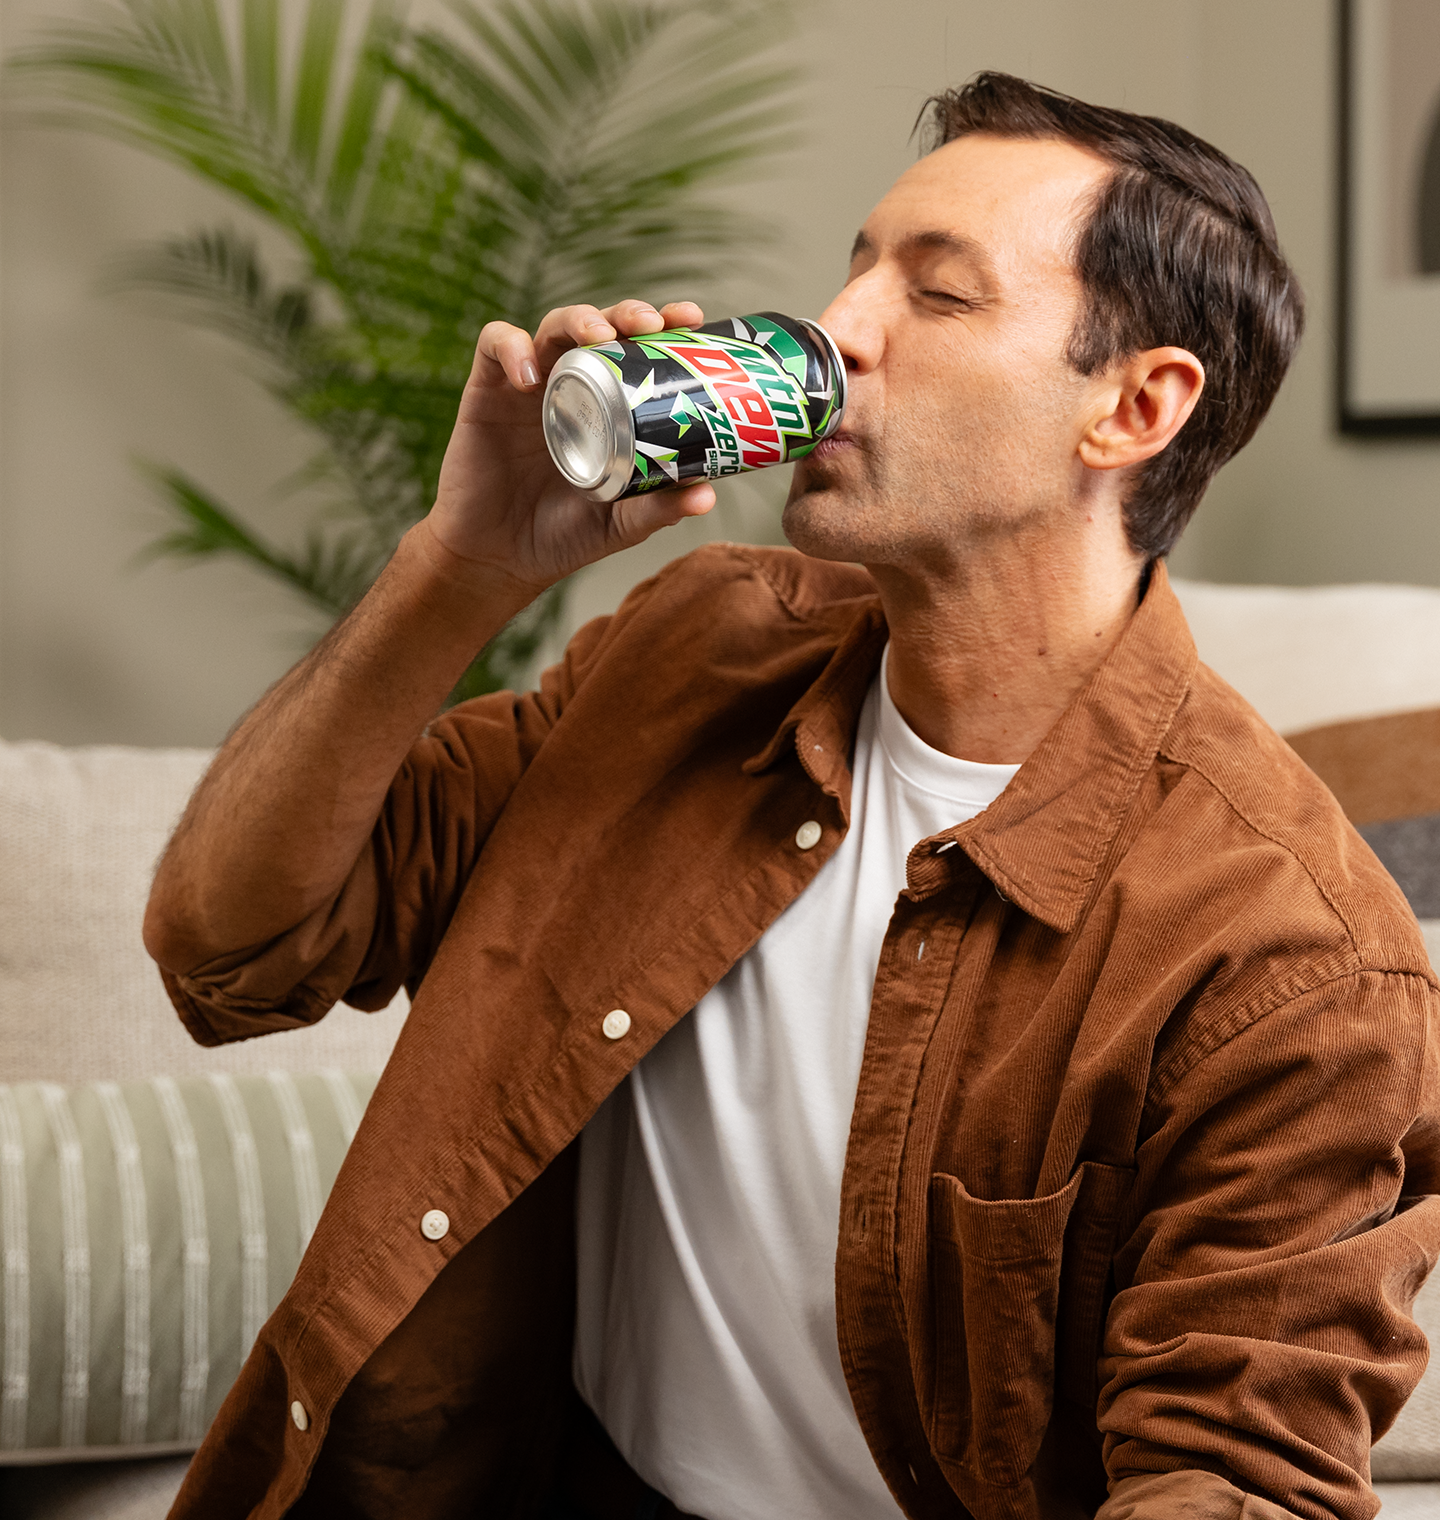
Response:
[1337, 0, 1440, 434]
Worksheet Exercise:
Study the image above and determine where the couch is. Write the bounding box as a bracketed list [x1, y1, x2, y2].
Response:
[0, 573, 1437, 1519]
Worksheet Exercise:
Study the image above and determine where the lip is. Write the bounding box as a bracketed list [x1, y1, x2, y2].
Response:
[809, 432, 858, 462]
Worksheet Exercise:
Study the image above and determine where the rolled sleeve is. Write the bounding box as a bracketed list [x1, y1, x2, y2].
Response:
[164, 611, 618, 1045]
[1096, 970, 1440, 1520]
[1100, 1470, 1303, 1518]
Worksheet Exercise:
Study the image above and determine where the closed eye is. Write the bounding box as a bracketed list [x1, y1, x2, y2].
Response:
[921, 290, 978, 309]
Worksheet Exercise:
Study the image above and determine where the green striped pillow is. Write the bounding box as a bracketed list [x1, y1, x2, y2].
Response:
[0, 1070, 376, 1461]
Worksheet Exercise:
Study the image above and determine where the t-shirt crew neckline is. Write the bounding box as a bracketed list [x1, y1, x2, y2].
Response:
[875, 645, 1021, 811]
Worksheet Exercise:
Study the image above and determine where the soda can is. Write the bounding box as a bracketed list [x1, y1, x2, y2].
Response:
[542, 311, 846, 503]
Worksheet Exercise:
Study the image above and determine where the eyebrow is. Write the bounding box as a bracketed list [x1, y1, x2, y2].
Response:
[850, 227, 994, 273]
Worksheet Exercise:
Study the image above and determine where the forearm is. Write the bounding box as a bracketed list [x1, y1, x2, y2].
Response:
[145, 292, 713, 981]
[144, 518, 534, 971]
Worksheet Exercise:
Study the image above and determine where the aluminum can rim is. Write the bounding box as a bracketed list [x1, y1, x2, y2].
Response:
[543, 349, 636, 502]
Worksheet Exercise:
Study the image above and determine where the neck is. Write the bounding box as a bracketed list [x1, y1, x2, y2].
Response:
[870, 518, 1147, 765]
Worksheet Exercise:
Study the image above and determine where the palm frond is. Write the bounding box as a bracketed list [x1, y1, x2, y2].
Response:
[9, 0, 414, 265]
[138, 465, 377, 616]
[288, 0, 342, 170]
[380, 0, 801, 326]
[241, 0, 280, 127]
[9, 0, 803, 697]
[113, 226, 315, 361]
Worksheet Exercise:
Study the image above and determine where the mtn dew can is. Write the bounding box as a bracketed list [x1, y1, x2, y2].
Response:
[542, 312, 846, 502]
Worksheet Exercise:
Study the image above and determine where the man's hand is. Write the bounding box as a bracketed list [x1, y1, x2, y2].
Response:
[146, 296, 716, 973]
[422, 298, 717, 603]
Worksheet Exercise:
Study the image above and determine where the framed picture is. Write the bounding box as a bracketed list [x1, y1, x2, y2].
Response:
[1338, 0, 1440, 433]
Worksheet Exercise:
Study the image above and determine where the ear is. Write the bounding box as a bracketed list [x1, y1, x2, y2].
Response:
[1077, 347, 1205, 473]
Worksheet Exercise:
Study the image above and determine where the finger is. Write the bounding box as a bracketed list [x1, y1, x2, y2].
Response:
[611, 481, 716, 547]
[666, 480, 716, 517]
[475, 320, 541, 391]
[530, 299, 705, 377]
[600, 298, 667, 337]
[656, 301, 704, 330]
[534, 304, 617, 370]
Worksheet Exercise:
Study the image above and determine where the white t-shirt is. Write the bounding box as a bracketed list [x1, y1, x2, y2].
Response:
[574, 649, 1019, 1520]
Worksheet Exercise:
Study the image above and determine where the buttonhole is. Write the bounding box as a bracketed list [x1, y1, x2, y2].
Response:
[917, 940, 925, 961]
[994, 883, 1011, 903]
[934, 840, 957, 853]
[908, 1463, 919, 1485]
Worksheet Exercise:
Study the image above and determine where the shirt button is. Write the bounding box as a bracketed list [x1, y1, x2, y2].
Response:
[602, 1009, 631, 1040]
[290, 1400, 309, 1432]
[795, 820, 822, 850]
[420, 1209, 450, 1241]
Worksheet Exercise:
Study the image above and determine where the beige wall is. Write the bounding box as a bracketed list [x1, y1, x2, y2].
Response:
[3, 0, 1438, 747]
[1174, 0, 1440, 590]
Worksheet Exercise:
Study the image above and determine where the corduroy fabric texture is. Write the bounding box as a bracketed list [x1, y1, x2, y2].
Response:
[0, 738, 408, 1085]
[150, 550, 1440, 1520]
[0, 1070, 377, 1464]
[1270, 709, 1440, 1484]
[1183, 583, 1440, 1495]
[1175, 577, 1440, 1379]
[1369, 1216, 1440, 1480]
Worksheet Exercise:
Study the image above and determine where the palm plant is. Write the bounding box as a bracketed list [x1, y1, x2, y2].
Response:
[10, 0, 800, 697]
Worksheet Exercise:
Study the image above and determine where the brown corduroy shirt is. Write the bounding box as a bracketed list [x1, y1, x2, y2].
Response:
[158, 546, 1440, 1520]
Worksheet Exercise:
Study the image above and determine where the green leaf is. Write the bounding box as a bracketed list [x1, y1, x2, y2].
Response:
[243, 0, 281, 126]
[8, 0, 803, 698]
[137, 464, 366, 616]
[325, 0, 402, 220]
[289, 0, 343, 170]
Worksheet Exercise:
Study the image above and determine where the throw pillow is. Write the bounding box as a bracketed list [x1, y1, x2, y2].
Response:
[1358, 814, 1440, 920]
[1284, 706, 1440, 826]
[0, 1069, 376, 1462]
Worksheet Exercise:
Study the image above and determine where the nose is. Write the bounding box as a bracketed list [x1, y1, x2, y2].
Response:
[816, 269, 884, 379]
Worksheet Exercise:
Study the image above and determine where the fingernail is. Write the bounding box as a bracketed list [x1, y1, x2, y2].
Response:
[587, 319, 614, 334]
[520, 360, 539, 388]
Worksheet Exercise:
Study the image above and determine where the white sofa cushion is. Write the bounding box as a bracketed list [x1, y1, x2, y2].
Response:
[1171, 579, 1440, 733]
[0, 739, 406, 1086]
[1374, 1483, 1440, 1516]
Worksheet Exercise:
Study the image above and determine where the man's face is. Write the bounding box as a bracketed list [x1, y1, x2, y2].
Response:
[783, 134, 1115, 572]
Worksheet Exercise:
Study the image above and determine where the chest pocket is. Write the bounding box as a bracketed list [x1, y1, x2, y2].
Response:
[925, 1161, 1133, 1486]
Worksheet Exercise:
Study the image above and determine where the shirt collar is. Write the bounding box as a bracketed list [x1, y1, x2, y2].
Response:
[745, 560, 1198, 935]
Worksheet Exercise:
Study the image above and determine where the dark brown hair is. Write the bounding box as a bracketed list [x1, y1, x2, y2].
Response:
[919, 73, 1305, 559]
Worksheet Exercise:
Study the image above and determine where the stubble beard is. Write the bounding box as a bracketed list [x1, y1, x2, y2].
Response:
[782, 444, 897, 564]
[784, 443, 981, 569]
[784, 418, 1077, 574]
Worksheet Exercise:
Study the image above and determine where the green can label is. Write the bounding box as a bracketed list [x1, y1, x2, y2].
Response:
[585, 312, 843, 496]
